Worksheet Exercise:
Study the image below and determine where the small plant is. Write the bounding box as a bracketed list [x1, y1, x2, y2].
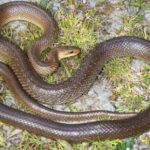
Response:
[116, 139, 135, 150]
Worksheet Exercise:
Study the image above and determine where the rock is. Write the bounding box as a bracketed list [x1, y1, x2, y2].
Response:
[131, 59, 145, 72]
[109, 0, 123, 4]
[145, 10, 150, 24]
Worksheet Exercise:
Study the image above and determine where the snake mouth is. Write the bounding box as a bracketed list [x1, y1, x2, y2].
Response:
[55, 46, 81, 60]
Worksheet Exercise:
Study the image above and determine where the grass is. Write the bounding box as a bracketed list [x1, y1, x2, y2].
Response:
[0, 133, 5, 148]
[0, 0, 150, 149]
[142, 64, 150, 87]
[45, 7, 99, 84]
[102, 0, 150, 112]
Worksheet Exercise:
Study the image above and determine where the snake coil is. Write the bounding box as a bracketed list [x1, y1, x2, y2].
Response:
[0, 1, 149, 142]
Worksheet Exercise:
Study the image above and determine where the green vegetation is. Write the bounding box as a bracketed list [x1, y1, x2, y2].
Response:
[119, 0, 149, 38]
[103, 0, 150, 112]
[0, 133, 5, 148]
[46, 7, 99, 83]
[142, 64, 150, 87]
[116, 139, 135, 150]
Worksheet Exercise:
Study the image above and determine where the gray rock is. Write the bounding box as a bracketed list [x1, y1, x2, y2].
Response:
[108, 9, 126, 35]
[145, 10, 150, 23]
[131, 59, 145, 72]
[88, 0, 96, 8]
[72, 78, 115, 112]
[109, 0, 123, 4]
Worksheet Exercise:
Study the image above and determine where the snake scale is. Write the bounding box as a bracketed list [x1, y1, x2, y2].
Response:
[0, 1, 150, 142]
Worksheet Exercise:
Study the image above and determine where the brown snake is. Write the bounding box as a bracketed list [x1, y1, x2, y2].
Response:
[0, 1, 135, 123]
[0, 1, 150, 142]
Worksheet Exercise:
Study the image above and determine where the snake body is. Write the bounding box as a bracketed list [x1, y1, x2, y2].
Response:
[0, 62, 135, 122]
[0, 1, 58, 75]
[0, 1, 150, 141]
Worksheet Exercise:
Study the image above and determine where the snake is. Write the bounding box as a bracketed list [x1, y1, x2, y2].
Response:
[0, 1, 136, 123]
[0, 62, 136, 122]
[0, 1, 150, 142]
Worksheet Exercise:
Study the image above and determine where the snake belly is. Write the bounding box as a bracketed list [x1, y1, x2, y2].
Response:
[0, 1, 150, 142]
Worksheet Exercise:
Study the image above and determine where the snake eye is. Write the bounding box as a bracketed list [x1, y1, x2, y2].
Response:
[69, 51, 74, 54]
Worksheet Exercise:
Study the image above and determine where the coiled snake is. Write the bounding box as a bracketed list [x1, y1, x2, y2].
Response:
[0, 1, 149, 142]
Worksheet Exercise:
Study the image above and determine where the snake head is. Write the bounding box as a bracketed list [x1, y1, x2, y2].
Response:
[53, 46, 81, 60]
